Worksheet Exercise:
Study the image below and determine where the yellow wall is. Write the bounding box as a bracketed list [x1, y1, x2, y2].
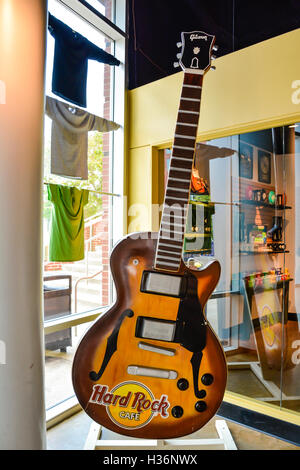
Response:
[126, 28, 300, 232]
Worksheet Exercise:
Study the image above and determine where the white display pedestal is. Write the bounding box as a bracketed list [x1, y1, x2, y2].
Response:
[84, 419, 237, 450]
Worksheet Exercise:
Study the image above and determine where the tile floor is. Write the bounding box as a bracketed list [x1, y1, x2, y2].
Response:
[47, 410, 300, 451]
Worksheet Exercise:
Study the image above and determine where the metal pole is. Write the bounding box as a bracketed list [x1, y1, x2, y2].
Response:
[0, 0, 48, 449]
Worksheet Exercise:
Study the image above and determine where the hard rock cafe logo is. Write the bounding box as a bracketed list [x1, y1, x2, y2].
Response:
[89, 381, 170, 429]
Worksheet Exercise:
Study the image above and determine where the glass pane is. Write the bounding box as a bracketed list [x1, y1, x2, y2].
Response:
[47, 0, 114, 118]
[44, 2, 116, 315]
[84, 0, 114, 23]
[45, 322, 93, 410]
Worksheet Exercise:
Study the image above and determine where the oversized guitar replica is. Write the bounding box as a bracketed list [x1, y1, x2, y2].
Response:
[72, 31, 227, 439]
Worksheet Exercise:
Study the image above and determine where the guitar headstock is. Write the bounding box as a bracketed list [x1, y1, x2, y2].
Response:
[174, 31, 217, 74]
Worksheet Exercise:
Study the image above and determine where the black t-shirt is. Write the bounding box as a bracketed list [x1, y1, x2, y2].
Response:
[48, 14, 120, 108]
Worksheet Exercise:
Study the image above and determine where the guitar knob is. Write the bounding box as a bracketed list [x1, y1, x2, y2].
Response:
[195, 401, 207, 412]
[177, 378, 189, 390]
[197, 389, 207, 398]
[171, 406, 184, 418]
[201, 373, 214, 386]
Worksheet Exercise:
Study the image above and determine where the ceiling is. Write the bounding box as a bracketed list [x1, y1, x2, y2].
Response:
[127, 0, 300, 89]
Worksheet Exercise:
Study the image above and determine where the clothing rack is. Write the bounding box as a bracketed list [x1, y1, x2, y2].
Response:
[43, 181, 121, 197]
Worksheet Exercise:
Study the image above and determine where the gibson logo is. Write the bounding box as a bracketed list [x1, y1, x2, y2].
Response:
[190, 34, 207, 41]
[89, 382, 170, 429]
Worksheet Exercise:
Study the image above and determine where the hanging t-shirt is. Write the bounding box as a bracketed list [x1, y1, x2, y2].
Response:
[46, 96, 120, 179]
[48, 14, 120, 108]
[48, 184, 89, 262]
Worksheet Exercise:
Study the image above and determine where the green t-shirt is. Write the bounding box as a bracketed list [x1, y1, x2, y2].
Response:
[48, 184, 89, 262]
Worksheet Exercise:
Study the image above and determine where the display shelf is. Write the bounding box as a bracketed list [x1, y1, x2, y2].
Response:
[189, 198, 240, 207]
[240, 199, 292, 210]
[244, 278, 293, 295]
[240, 250, 290, 255]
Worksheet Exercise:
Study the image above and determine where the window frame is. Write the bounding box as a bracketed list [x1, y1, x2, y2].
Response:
[44, 0, 126, 424]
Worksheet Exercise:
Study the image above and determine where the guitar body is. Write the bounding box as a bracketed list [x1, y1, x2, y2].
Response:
[72, 233, 227, 439]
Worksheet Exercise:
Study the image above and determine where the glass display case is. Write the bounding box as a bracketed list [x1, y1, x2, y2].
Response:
[162, 124, 300, 420]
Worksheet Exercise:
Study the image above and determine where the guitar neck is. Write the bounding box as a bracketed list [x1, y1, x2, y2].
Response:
[154, 73, 203, 272]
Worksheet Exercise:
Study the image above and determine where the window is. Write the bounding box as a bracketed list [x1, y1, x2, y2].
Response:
[44, 0, 125, 417]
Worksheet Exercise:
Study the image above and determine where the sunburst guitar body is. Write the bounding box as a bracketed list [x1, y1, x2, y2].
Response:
[72, 31, 227, 439]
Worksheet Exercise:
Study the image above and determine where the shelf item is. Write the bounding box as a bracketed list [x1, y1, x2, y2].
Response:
[240, 199, 292, 210]
[245, 278, 293, 295]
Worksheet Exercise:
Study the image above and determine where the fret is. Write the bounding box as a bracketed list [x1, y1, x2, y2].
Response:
[171, 156, 193, 162]
[166, 187, 189, 193]
[174, 134, 195, 140]
[161, 220, 185, 228]
[160, 230, 184, 240]
[170, 166, 191, 173]
[162, 210, 187, 219]
[165, 196, 188, 202]
[178, 110, 199, 115]
[155, 261, 181, 268]
[160, 226, 185, 234]
[169, 177, 190, 182]
[181, 97, 201, 102]
[183, 84, 202, 89]
[157, 249, 183, 256]
[162, 211, 186, 219]
[168, 184, 190, 192]
[156, 254, 181, 262]
[177, 122, 198, 127]
[157, 246, 182, 254]
[173, 145, 194, 151]
[162, 215, 186, 223]
[161, 220, 186, 228]
[158, 239, 183, 247]
[161, 223, 185, 233]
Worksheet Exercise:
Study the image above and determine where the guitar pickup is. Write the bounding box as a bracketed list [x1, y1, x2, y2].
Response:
[135, 316, 182, 343]
[140, 270, 187, 298]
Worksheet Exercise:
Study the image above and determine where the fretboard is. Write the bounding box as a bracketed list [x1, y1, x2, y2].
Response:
[154, 72, 203, 272]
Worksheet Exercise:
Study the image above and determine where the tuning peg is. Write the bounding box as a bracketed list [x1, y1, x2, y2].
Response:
[176, 53, 182, 59]
[210, 65, 216, 70]
[176, 42, 182, 48]
[173, 62, 180, 68]
[213, 45, 219, 52]
[211, 55, 217, 60]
